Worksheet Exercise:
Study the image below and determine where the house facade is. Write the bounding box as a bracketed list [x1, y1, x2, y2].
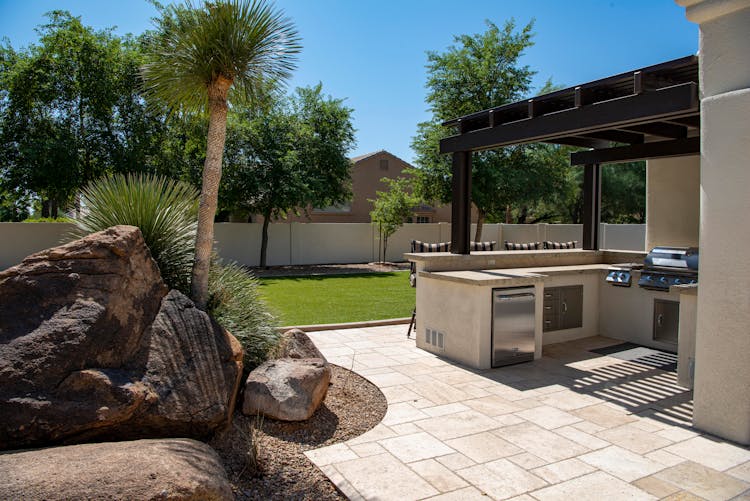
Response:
[280, 150, 466, 224]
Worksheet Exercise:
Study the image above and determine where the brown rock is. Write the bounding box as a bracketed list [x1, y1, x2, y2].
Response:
[243, 358, 331, 421]
[0, 226, 243, 450]
[0, 438, 233, 500]
[277, 328, 327, 361]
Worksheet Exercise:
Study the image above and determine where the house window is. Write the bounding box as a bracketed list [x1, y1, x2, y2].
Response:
[415, 216, 430, 224]
[379, 159, 389, 171]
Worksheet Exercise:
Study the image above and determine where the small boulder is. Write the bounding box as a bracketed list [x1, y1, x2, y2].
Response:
[277, 328, 327, 361]
[243, 358, 331, 421]
[0, 438, 233, 500]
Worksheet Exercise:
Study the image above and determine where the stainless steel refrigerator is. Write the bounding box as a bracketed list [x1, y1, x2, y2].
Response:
[492, 287, 535, 367]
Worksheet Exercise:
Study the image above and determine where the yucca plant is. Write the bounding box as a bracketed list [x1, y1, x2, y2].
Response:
[142, 0, 301, 310]
[208, 258, 279, 367]
[72, 173, 199, 295]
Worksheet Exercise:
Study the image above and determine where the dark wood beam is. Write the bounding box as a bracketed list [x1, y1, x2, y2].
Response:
[570, 137, 700, 165]
[582, 164, 601, 250]
[550, 137, 610, 149]
[451, 151, 472, 255]
[440, 82, 698, 153]
[665, 116, 700, 128]
[619, 122, 688, 139]
[581, 130, 645, 144]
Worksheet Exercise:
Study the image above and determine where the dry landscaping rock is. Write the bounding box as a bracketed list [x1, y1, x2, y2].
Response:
[277, 328, 327, 361]
[0, 226, 243, 450]
[243, 358, 331, 421]
[0, 438, 232, 500]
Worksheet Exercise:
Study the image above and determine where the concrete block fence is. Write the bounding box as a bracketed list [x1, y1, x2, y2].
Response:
[0, 222, 645, 270]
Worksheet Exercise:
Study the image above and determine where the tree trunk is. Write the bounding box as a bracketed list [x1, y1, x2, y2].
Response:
[505, 205, 512, 224]
[383, 235, 388, 263]
[41, 200, 50, 218]
[474, 209, 485, 242]
[190, 76, 231, 310]
[260, 211, 271, 269]
[51, 199, 58, 219]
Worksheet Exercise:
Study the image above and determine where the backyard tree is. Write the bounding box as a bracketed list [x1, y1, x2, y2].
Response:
[369, 178, 419, 263]
[142, 0, 301, 308]
[410, 20, 567, 240]
[0, 11, 164, 218]
[220, 84, 355, 268]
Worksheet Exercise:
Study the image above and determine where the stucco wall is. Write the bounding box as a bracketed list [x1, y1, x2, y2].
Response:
[0, 222, 647, 270]
[677, 0, 750, 445]
[646, 155, 700, 250]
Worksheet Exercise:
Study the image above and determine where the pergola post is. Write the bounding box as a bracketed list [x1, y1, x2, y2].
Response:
[451, 151, 472, 254]
[582, 163, 601, 250]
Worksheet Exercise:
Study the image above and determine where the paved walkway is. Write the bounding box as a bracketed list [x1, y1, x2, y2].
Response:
[305, 325, 750, 500]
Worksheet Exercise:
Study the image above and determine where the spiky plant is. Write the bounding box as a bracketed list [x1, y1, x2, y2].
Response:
[142, 0, 301, 309]
[72, 173, 199, 295]
[208, 258, 279, 367]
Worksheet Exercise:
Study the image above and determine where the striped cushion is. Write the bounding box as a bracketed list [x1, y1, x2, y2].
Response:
[543, 240, 578, 249]
[411, 240, 451, 253]
[504, 241, 541, 251]
[470, 241, 497, 251]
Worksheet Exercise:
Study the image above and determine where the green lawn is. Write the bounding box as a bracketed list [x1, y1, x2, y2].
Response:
[258, 272, 415, 326]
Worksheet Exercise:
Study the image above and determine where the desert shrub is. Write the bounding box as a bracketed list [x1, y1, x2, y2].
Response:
[72, 174, 198, 295]
[208, 259, 280, 367]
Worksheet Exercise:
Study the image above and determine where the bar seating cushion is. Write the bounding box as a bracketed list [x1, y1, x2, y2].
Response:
[470, 241, 497, 251]
[504, 241, 541, 250]
[543, 240, 578, 249]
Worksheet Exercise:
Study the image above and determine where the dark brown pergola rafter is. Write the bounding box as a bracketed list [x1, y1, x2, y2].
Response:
[439, 55, 700, 253]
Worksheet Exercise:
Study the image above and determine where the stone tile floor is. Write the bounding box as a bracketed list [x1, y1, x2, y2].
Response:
[304, 325, 750, 500]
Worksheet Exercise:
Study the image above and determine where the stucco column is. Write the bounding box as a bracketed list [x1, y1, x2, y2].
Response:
[676, 0, 750, 444]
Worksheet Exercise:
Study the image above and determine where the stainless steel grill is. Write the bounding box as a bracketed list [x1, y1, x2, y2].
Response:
[638, 246, 699, 291]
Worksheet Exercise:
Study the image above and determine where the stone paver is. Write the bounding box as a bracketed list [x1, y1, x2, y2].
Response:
[379, 432, 455, 463]
[303, 325, 750, 500]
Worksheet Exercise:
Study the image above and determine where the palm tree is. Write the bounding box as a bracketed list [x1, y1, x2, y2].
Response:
[142, 0, 300, 309]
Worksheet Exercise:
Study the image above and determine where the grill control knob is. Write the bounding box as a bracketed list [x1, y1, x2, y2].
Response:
[674, 277, 682, 285]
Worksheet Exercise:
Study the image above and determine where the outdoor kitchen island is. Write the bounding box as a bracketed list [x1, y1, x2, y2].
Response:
[407, 249, 695, 377]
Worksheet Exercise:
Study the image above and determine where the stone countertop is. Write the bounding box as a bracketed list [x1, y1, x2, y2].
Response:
[418, 264, 610, 287]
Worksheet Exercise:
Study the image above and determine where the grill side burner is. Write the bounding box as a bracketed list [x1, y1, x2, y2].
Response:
[638, 246, 698, 291]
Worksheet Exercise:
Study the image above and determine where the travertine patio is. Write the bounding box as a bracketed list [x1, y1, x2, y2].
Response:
[305, 325, 750, 500]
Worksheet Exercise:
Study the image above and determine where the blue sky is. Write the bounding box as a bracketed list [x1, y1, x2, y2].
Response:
[0, 0, 697, 163]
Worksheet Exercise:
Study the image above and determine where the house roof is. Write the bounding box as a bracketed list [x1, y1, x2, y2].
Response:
[350, 150, 414, 167]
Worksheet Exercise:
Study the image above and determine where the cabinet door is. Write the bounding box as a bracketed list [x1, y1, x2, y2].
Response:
[560, 285, 583, 330]
[654, 300, 679, 344]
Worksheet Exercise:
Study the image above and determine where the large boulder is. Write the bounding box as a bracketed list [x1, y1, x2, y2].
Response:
[0, 226, 243, 450]
[277, 328, 327, 361]
[243, 358, 331, 421]
[0, 438, 233, 500]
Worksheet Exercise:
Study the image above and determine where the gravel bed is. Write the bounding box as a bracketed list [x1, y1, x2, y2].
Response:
[211, 364, 387, 500]
[250, 262, 409, 278]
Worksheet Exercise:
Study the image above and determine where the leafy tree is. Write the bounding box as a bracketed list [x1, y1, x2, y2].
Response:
[411, 20, 567, 240]
[370, 178, 419, 263]
[0, 12, 179, 219]
[220, 84, 355, 268]
[142, 0, 301, 309]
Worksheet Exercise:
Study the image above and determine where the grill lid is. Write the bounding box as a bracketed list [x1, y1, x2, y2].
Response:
[644, 246, 699, 271]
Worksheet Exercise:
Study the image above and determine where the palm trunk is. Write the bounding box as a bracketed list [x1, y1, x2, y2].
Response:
[260, 211, 271, 269]
[474, 209, 485, 242]
[191, 77, 231, 310]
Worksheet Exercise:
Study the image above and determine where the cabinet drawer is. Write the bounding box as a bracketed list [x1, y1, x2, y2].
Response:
[543, 313, 559, 332]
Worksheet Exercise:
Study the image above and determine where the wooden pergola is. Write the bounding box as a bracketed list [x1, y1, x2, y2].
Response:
[439, 55, 700, 253]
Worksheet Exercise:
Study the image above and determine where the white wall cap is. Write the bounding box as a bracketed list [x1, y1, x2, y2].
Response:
[676, 0, 750, 24]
